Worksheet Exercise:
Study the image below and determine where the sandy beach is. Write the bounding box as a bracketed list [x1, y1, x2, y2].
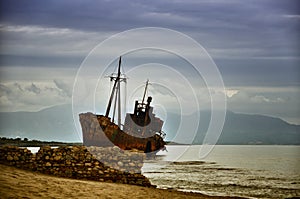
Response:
[0, 164, 243, 199]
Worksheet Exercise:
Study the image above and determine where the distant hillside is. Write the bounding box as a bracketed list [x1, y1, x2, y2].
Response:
[217, 111, 300, 145]
[0, 104, 78, 142]
[0, 104, 299, 144]
[164, 111, 300, 145]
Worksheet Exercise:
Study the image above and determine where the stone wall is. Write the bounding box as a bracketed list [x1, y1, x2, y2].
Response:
[0, 145, 151, 187]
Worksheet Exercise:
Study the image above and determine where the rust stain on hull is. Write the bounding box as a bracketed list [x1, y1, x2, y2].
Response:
[80, 113, 166, 153]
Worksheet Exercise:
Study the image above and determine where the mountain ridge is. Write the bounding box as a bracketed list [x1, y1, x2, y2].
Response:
[0, 104, 299, 144]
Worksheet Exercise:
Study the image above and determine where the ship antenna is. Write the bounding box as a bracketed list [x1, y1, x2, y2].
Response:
[142, 79, 149, 105]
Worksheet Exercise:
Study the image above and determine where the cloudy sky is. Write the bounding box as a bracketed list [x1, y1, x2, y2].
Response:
[0, 0, 299, 124]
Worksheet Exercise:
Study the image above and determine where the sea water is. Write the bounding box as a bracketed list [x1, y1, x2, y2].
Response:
[142, 145, 300, 199]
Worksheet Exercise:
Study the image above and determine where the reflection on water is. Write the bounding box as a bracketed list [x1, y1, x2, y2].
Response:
[26, 147, 40, 153]
[142, 145, 300, 199]
[25, 146, 59, 154]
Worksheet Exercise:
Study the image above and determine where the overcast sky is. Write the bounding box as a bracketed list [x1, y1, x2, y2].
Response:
[0, 0, 299, 124]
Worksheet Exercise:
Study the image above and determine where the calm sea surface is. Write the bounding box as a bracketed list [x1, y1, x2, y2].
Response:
[142, 145, 300, 199]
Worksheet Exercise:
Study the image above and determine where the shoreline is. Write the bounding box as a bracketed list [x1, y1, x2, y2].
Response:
[0, 164, 244, 199]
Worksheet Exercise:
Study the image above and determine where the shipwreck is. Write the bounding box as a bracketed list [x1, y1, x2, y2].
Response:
[79, 57, 166, 153]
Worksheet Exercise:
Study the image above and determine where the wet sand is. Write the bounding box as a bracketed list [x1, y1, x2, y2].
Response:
[0, 164, 243, 199]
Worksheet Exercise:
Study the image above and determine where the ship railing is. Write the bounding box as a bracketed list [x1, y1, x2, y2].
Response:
[156, 130, 166, 139]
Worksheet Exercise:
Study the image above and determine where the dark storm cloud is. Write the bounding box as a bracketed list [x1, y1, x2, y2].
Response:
[0, 0, 299, 123]
[1, 0, 299, 34]
[0, 0, 299, 86]
[0, 0, 298, 60]
[0, 54, 83, 68]
[216, 58, 300, 87]
[0, 0, 144, 31]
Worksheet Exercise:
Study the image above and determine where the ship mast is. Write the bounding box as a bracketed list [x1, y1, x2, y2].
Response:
[105, 56, 126, 127]
[141, 79, 149, 105]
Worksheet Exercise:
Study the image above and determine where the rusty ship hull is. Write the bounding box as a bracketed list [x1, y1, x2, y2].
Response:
[80, 113, 166, 153]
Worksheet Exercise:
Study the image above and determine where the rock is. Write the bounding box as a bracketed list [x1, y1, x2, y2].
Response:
[85, 163, 92, 166]
[54, 155, 62, 161]
[117, 161, 124, 167]
[0, 145, 151, 187]
[6, 155, 13, 161]
[129, 162, 135, 167]
[40, 146, 51, 151]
